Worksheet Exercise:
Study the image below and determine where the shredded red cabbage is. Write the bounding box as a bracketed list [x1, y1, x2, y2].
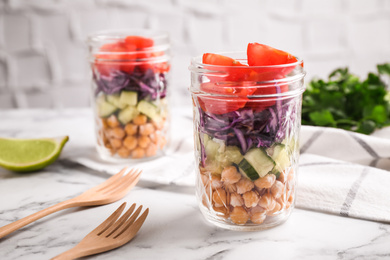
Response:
[94, 67, 167, 101]
[199, 98, 296, 158]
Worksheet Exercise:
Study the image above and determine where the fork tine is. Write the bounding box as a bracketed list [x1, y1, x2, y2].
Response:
[103, 203, 136, 238]
[88, 202, 126, 236]
[94, 167, 128, 191]
[112, 205, 143, 238]
[108, 171, 142, 193]
[103, 169, 142, 195]
[114, 208, 149, 239]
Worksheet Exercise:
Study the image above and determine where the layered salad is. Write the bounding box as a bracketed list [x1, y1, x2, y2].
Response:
[91, 35, 170, 159]
[193, 43, 303, 226]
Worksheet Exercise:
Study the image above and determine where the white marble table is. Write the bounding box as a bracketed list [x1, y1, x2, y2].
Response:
[1, 109, 390, 260]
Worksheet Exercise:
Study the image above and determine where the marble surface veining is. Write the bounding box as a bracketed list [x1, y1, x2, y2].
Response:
[1, 109, 390, 260]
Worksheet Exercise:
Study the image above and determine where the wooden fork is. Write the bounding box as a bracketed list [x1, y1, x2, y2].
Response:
[0, 168, 141, 239]
[51, 202, 149, 260]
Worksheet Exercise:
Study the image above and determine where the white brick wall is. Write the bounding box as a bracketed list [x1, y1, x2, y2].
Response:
[0, 0, 389, 108]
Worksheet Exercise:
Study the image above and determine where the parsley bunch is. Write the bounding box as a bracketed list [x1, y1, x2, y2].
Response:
[302, 63, 390, 134]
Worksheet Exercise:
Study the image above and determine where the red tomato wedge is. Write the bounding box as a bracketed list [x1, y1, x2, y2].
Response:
[247, 43, 298, 82]
[124, 36, 154, 49]
[202, 53, 248, 82]
[95, 41, 137, 75]
[198, 82, 256, 114]
[203, 53, 244, 66]
[247, 43, 297, 66]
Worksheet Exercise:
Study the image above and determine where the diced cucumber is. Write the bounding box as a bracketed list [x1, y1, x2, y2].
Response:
[97, 97, 117, 117]
[118, 106, 139, 125]
[238, 159, 259, 180]
[224, 146, 244, 164]
[238, 148, 275, 180]
[204, 159, 224, 175]
[267, 144, 290, 173]
[137, 100, 161, 122]
[107, 94, 127, 109]
[119, 91, 138, 107]
[203, 134, 211, 147]
[205, 138, 220, 160]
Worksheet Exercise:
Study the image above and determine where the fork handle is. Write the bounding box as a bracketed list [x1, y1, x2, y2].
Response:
[0, 199, 76, 239]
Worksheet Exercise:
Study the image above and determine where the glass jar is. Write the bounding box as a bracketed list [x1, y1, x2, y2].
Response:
[189, 52, 305, 231]
[88, 30, 170, 161]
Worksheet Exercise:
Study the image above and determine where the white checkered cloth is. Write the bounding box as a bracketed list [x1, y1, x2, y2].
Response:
[66, 111, 390, 223]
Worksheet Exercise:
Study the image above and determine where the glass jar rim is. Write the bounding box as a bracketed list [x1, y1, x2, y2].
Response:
[88, 29, 170, 62]
[189, 51, 304, 70]
[189, 51, 306, 98]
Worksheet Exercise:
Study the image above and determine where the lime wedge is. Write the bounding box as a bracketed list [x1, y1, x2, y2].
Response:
[0, 136, 69, 172]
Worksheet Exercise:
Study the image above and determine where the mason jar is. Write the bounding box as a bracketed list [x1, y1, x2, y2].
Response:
[189, 52, 305, 231]
[88, 30, 170, 161]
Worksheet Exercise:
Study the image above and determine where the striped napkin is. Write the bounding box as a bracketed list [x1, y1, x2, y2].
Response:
[66, 109, 390, 223]
[297, 126, 390, 223]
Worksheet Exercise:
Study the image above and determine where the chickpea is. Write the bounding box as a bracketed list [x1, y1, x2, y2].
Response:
[106, 115, 120, 128]
[101, 118, 108, 129]
[236, 178, 254, 194]
[123, 136, 137, 150]
[210, 175, 223, 190]
[131, 147, 145, 159]
[212, 188, 227, 207]
[125, 124, 138, 135]
[221, 166, 241, 184]
[109, 138, 122, 149]
[230, 206, 249, 225]
[271, 181, 284, 199]
[104, 142, 113, 149]
[251, 211, 266, 224]
[153, 119, 165, 130]
[267, 202, 282, 216]
[117, 147, 130, 158]
[149, 132, 159, 143]
[224, 183, 237, 193]
[158, 136, 167, 149]
[254, 174, 276, 189]
[213, 206, 229, 219]
[108, 127, 126, 139]
[138, 135, 151, 148]
[242, 191, 259, 208]
[133, 114, 148, 125]
[200, 173, 209, 186]
[230, 192, 244, 207]
[145, 143, 158, 157]
[258, 193, 276, 211]
[139, 123, 155, 136]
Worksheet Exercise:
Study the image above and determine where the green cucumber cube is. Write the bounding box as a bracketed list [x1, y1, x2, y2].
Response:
[107, 94, 127, 109]
[119, 91, 138, 107]
[118, 106, 139, 125]
[137, 100, 161, 123]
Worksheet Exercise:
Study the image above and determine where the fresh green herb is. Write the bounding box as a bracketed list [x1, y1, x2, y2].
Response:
[302, 63, 390, 134]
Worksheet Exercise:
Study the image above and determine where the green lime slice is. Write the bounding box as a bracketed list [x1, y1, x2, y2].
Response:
[0, 136, 69, 172]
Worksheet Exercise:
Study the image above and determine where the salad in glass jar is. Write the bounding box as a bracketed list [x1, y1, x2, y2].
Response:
[88, 30, 170, 161]
[189, 43, 305, 230]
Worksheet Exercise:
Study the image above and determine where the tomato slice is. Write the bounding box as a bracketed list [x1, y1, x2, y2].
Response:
[198, 95, 248, 115]
[202, 53, 248, 82]
[247, 43, 297, 66]
[124, 36, 154, 49]
[95, 42, 137, 75]
[203, 53, 244, 66]
[247, 43, 298, 82]
[198, 82, 256, 114]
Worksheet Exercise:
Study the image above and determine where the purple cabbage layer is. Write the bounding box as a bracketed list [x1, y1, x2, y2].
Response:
[94, 67, 167, 101]
[198, 97, 297, 165]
